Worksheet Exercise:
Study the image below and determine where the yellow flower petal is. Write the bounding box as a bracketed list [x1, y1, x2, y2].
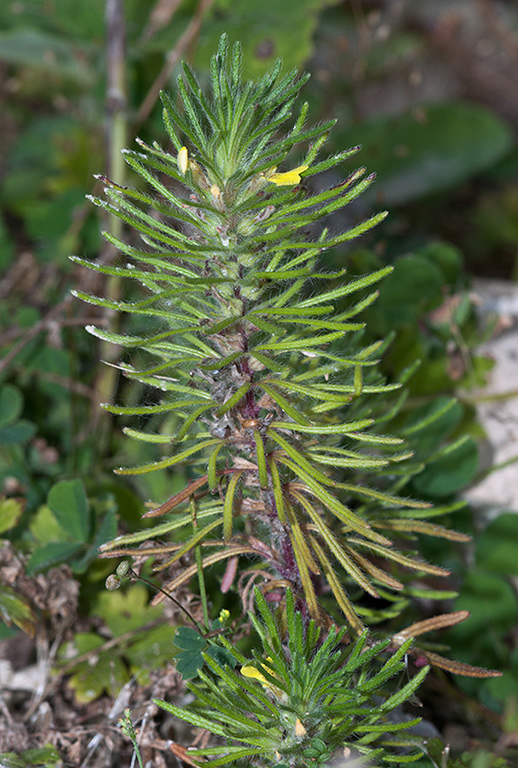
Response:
[240, 665, 268, 685]
[240, 658, 282, 696]
[178, 146, 188, 175]
[268, 165, 308, 186]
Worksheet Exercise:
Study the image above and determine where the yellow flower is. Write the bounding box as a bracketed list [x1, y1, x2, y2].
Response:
[218, 608, 230, 623]
[268, 165, 308, 186]
[240, 657, 283, 696]
[178, 146, 189, 175]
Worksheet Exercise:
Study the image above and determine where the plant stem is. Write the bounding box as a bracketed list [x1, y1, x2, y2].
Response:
[192, 497, 211, 629]
[92, 0, 128, 459]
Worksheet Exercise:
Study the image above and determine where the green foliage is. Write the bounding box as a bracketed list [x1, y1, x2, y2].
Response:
[414, 739, 510, 768]
[193, 0, 342, 76]
[27, 478, 116, 574]
[156, 589, 428, 767]
[95, 583, 163, 635]
[0, 746, 62, 768]
[56, 585, 174, 701]
[0, 584, 36, 637]
[0, 384, 36, 447]
[88, 35, 471, 632]
[443, 513, 518, 712]
[476, 513, 518, 576]
[173, 623, 237, 679]
[333, 103, 513, 206]
[60, 631, 129, 703]
[0, 497, 23, 534]
[1, 4, 516, 765]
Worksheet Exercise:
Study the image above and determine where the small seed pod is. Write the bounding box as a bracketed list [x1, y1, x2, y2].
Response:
[116, 560, 130, 578]
[105, 574, 121, 591]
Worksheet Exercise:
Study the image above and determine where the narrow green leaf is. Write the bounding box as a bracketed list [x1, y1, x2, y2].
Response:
[335, 483, 431, 509]
[223, 471, 243, 542]
[349, 538, 450, 576]
[255, 329, 346, 351]
[103, 400, 206, 416]
[177, 404, 215, 440]
[276, 316, 363, 332]
[268, 429, 332, 485]
[292, 490, 379, 597]
[159, 518, 223, 569]
[217, 382, 252, 416]
[310, 536, 365, 633]
[260, 385, 310, 425]
[297, 266, 393, 308]
[378, 665, 429, 712]
[271, 419, 373, 435]
[284, 461, 389, 544]
[186, 747, 265, 767]
[307, 451, 388, 470]
[115, 438, 223, 475]
[269, 458, 286, 523]
[254, 431, 268, 489]
[122, 427, 174, 444]
[265, 378, 354, 403]
[251, 305, 333, 317]
[99, 506, 221, 552]
[153, 698, 227, 736]
[289, 526, 320, 619]
[250, 351, 288, 373]
[208, 443, 227, 491]
[199, 351, 243, 370]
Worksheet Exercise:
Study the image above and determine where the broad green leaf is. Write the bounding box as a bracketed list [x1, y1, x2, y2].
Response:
[448, 570, 518, 638]
[367, 255, 444, 333]
[174, 626, 206, 651]
[205, 645, 237, 670]
[47, 479, 90, 542]
[18, 747, 61, 767]
[0, 497, 23, 534]
[62, 632, 128, 703]
[36, 0, 105, 41]
[0, 420, 36, 445]
[72, 507, 118, 574]
[483, 648, 518, 706]
[126, 624, 176, 674]
[94, 584, 163, 636]
[0, 385, 22, 428]
[174, 648, 205, 680]
[419, 241, 463, 286]
[193, 0, 341, 76]
[334, 102, 513, 205]
[30, 505, 69, 545]
[26, 542, 85, 575]
[476, 514, 518, 576]
[412, 438, 478, 498]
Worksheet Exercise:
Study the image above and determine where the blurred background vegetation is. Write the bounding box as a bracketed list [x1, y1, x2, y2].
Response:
[1, 1, 518, 766]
